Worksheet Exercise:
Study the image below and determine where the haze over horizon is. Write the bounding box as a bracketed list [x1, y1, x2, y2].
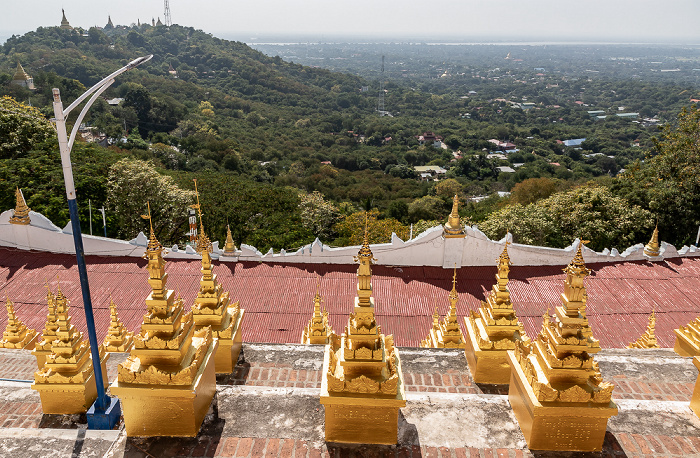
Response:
[2, 0, 699, 46]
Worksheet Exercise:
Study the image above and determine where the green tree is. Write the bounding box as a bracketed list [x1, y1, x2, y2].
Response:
[0, 96, 54, 159]
[334, 209, 408, 245]
[106, 158, 194, 243]
[509, 177, 558, 205]
[408, 195, 446, 222]
[298, 191, 341, 241]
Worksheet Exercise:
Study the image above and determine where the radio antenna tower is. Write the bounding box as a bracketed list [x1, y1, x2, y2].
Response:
[164, 0, 172, 26]
[377, 55, 385, 115]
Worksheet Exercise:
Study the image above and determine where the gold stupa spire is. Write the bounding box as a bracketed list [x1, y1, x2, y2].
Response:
[9, 188, 31, 225]
[422, 268, 466, 348]
[0, 297, 38, 349]
[32, 283, 109, 414]
[463, 238, 528, 382]
[628, 310, 659, 349]
[191, 179, 212, 255]
[102, 297, 134, 353]
[443, 194, 465, 237]
[507, 239, 617, 451]
[13, 62, 30, 81]
[302, 278, 333, 344]
[31, 282, 60, 368]
[223, 224, 237, 254]
[60, 9, 72, 29]
[321, 212, 405, 444]
[644, 224, 660, 257]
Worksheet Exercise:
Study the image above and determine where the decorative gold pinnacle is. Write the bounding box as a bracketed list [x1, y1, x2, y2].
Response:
[507, 239, 617, 451]
[31, 282, 60, 368]
[628, 310, 659, 349]
[320, 217, 405, 444]
[443, 194, 465, 238]
[463, 239, 528, 382]
[102, 297, 134, 352]
[0, 297, 37, 349]
[422, 269, 465, 348]
[644, 224, 660, 257]
[223, 224, 237, 254]
[302, 278, 333, 345]
[9, 188, 30, 225]
[32, 285, 109, 414]
[189, 183, 244, 374]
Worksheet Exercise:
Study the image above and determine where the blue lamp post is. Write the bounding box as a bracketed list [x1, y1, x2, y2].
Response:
[51, 54, 152, 429]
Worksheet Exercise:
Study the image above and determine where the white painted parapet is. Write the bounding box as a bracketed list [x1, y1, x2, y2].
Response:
[1, 209, 698, 267]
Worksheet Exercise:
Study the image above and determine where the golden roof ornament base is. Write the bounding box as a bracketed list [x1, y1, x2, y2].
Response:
[421, 268, 465, 349]
[110, 204, 218, 436]
[0, 297, 38, 349]
[443, 194, 465, 238]
[643, 224, 660, 257]
[320, 216, 406, 444]
[674, 316, 700, 356]
[189, 180, 245, 374]
[507, 241, 617, 451]
[31, 287, 109, 414]
[464, 241, 529, 383]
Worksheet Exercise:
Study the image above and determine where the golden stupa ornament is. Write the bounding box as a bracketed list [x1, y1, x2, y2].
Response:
[507, 240, 617, 451]
[643, 224, 660, 257]
[301, 280, 333, 345]
[320, 213, 406, 444]
[627, 311, 659, 349]
[674, 316, 700, 357]
[223, 224, 237, 254]
[31, 284, 110, 414]
[443, 194, 465, 238]
[9, 187, 31, 225]
[0, 297, 38, 349]
[32, 283, 60, 369]
[102, 298, 134, 353]
[464, 240, 529, 383]
[421, 269, 465, 348]
[110, 203, 218, 437]
[189, 180, 245, 374]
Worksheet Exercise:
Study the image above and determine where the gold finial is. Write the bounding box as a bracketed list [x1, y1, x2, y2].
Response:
[191, 179, 212, 254]
[141, 202, 162, 253]
[449, 267, 458, 303]
[5, 297, 17, 321]
[357, 212, 374, 259]
[566, 239, 591, 277]
[444, 194, 465, 236]
[627, 310, 659, 349]
[223, 224, 237, 253]
[9, 187, 31, 225]
[644, 223, 660, 257]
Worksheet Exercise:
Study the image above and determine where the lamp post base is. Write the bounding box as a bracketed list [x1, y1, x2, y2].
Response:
[87, 395, 121, 430]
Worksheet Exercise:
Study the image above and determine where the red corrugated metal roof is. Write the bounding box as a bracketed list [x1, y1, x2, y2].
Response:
[1, 247, 699, 348]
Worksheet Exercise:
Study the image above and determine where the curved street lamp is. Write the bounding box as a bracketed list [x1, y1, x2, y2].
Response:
[51, 54, 152, 429]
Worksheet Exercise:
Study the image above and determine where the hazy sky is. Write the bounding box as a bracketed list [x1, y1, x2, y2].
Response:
[2, 0, 699, 44]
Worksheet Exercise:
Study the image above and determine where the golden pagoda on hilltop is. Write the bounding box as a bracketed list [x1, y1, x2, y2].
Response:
[627, 311, 659, 349]
[301, 281, 333, 345]
[644, 224, 660, 257]
[9, 188, 31, 225]
[32, 285, 109, 414]
[102, 298, 134, 353]
[507, 241, 617, 451]
[464, 240, 529, 383]
[320, 216, 405, 444]
[674, 316, 700, 357]
[110, 203, 218, 437]
[10, 63, 35, 90]
[222, 224, 237, 255]
[32, 284, 60, 369]
[421, 268, 465, 348]
[0, 298, 38, 349]
[443, 194, 465, 238]
[60, 9, 72, 29]
[189, 180, 244, 374]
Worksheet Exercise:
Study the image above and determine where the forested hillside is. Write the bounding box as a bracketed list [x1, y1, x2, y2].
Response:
[1, 23, 699, 252]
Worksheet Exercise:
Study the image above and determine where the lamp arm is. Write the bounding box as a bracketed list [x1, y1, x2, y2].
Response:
[67, 79, 114, 152]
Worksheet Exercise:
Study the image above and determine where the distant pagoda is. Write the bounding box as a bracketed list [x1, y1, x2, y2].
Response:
[421, 268, 465, 348]
[627, 311, 659, 349]
[102, 298, 134, 353]
[9, 188, 31, 225]
[60, 9, 72, 29]
[32, 285, 110, 414]
[10, 63, 35, 90]
[320, 215, 405, 444]
[0, 297, 38, 349]
[189, 180, 244, 374]
[301, 281, 333, 345]
[464, 240, 529, 383]
[111, 203, 218, 436]
[32, 284, 60, 369]
[507, 241, 617, 451]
